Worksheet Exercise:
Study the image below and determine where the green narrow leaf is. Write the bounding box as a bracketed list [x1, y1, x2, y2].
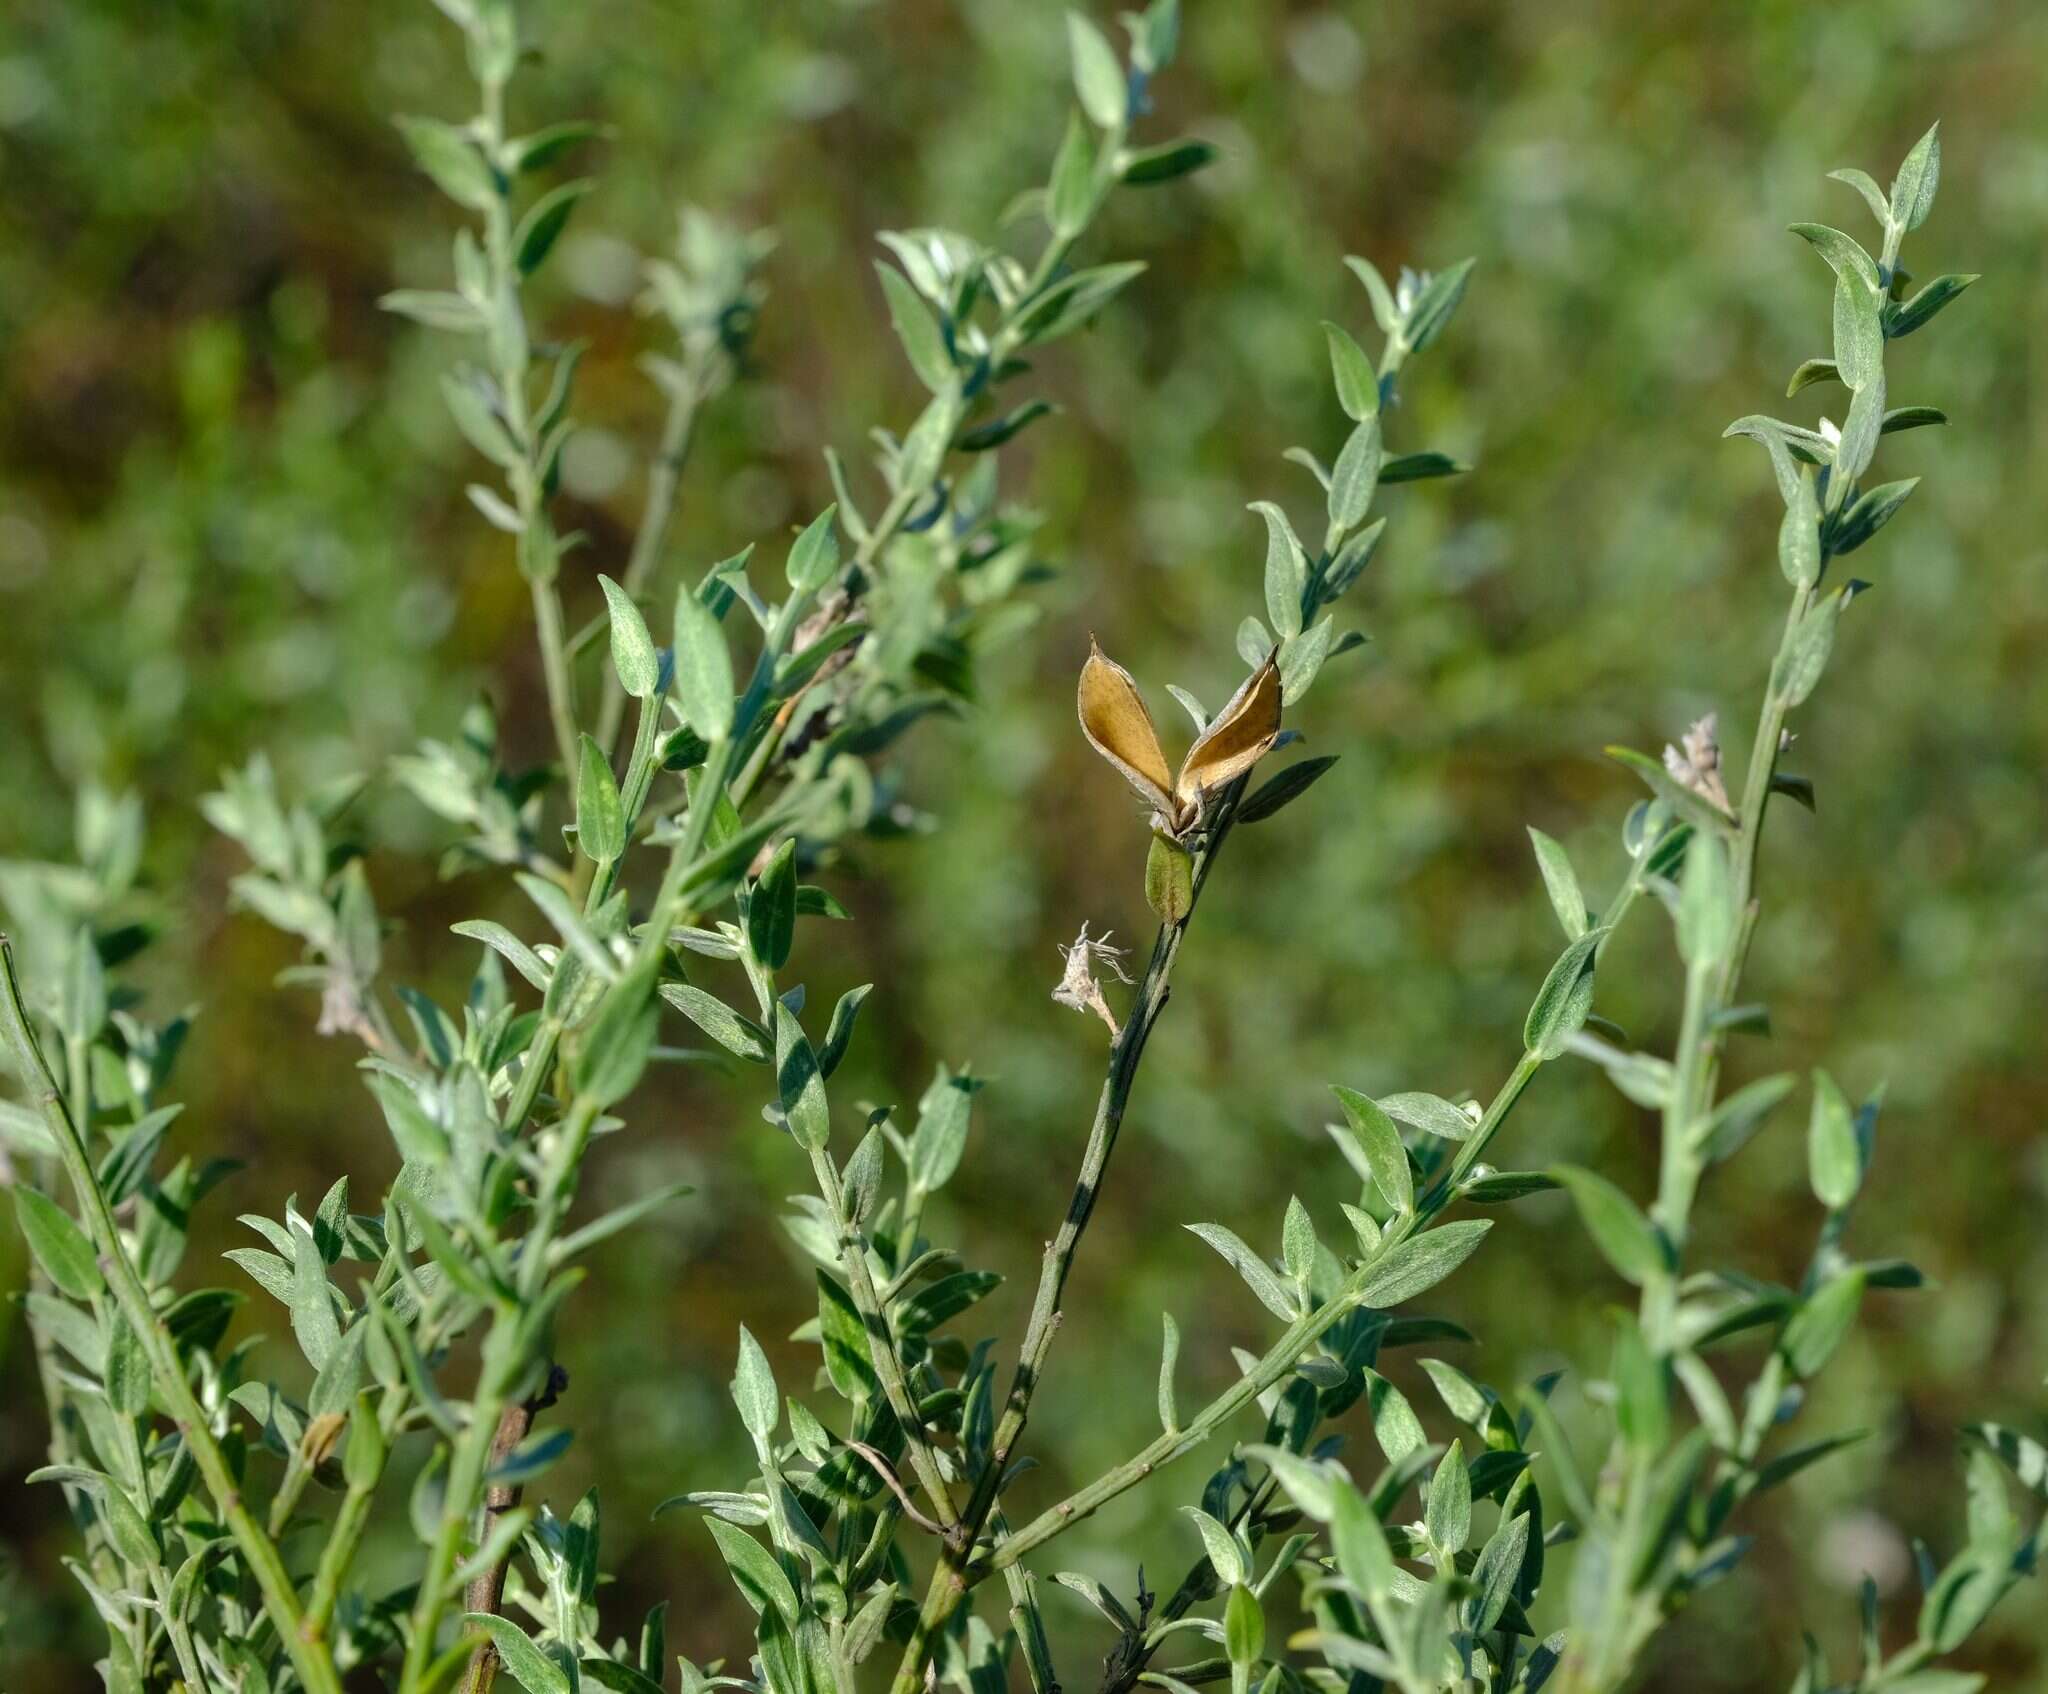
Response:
[1047, 113, 1096, 239]
[1158, 1311, 1180, 1433]
[1886, 273, 1977, 338]
[1523, 928, 1609, 1060]
[574, 968, 661, 1108]
[1774, 588, 1846, 709]
[1330, 1085, 1412, 1215]
[1806, 1069, 1862, 1211]
[1782, 1270, 1865, 1377]
[1527, 828, 1588, 940]
[1250, 502, 1307, 640]
[514, 178, 593, 275]
[1468, 1511, 1530, 1633]
[1186, 1223, 1298, 1321]
[459, 1616, 571, 1694]
[1281, 1196, 1317, 1285]
[1701, 1072, 1797, 1164]
[1224, 1584, 1265, 1666]
[1119, 138, 1217, 185]
[1344, 255, 1399, 335]
[103, 1313, 151, 1416]
[576, 735, 626, 863]
[1237, 756, 1338, 825]
[1181, 1507, 1245, 1586]
[816, 1268, 877, 1401]
[396, 116, 496, 211]
[1779, 466, 1820, 590]
[1425, 1439, 1472, 1555]
[1613, 1316, 1669, 1451]
[673, 584, 736, 741]
[599, 575, 659, 699]
[1377, 1092, 1475, 1142]
[1826, 167, 1890, 229]
[876, 265, 954, 393]
[1329, 1479, 1396, 1602]
[1889, 122, 1941, 233]
[773, 1004, 829, 1151]
[732, 1325, 779, 1447]
[1551, 1166, 1666, 1287]
[1364, 1368, 1426, 1465]
[815, 983, 872, 1080]
[1829, 478, 1918, 556]
[13, 1187, 103, 1301]
[1403, 256, 1477, 354]
[1067, 13, 1128, 128]
[1675, 831, 1735, 969]
[1328, 415, 1383, 532]
[1377, 450, 1468, 484]
[1786, 357, 1842, 398]
[748, 839, 798, 972]
[1352, 1220, 1491, 1309]
[659, 984, 771, 1063]
[1322, 322, 1380, 421]
[706, 1518, 800, 1623]
[908, 1068, 975, 1193]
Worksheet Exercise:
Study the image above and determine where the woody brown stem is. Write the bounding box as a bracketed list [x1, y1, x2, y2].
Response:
[458, 1366, 567, 1694]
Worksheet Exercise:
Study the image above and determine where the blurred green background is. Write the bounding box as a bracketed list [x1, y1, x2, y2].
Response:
[3, 0, 2045, 1687]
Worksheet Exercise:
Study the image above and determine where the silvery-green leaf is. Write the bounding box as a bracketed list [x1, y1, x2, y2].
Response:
[1067, 14, 1127, 128]
[599, 575, 659, 699]
[1889, 122, 1941, 233]
[1251, 502, 1307, 640]
[1186, 1222, 1298, 1321]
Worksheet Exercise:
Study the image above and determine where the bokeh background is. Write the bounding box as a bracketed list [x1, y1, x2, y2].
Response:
[3, 0, 2045, 1687]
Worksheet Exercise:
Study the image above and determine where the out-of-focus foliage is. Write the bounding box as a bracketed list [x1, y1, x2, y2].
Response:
[1, 1, 2042, 1688]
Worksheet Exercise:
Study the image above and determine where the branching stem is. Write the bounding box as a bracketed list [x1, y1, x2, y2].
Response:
[0, 938, 346, 1694]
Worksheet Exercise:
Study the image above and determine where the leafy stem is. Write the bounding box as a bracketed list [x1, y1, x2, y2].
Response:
[0, 938, 347, 1694]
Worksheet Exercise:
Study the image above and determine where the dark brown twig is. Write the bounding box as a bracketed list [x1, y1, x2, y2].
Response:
[458, 1366, 568, 1694]
[845, 1440, 948, 1537]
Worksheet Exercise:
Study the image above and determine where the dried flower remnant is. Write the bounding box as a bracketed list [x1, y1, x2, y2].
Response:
[1078, 640, 1282, 838]
[1052, 921, 1132, 1036]
[1662, 712, 1731, 812]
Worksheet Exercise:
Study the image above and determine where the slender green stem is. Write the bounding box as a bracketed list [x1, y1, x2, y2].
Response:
[398, 1075, 605, 1694]
[884, 795, 1245, 1694]
[304, 1386, 408, 1644]
[885, 774, 1643, 1693]
[400, 1347, 519, 1693]
[808, 1144, 961, 1532]
[304, 1476, 378, 1643]
[728, 481, 921, 815]
[1567, 584, 1818, 1694]
[150, 1560, 213, 1694]
[991, 1509, 1059, 1694]
[401, 1101, 606, 1688]
[990, 1046, 1545, 1579]
[531, 576, 583, 785]
[595, 381, 703, 755]
[0, 939, 345, 1694]
[955, 841, 1657, 1627]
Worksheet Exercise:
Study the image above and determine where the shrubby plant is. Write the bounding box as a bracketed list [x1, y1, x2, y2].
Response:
[2, 6, 2041, 1694]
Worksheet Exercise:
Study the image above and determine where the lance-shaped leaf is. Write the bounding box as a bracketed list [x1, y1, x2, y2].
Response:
[1551, 1166, 1667, 1286]
[773, 1005, 829, 1151]
[1352, 1220, 1492, 1309]
[600, 575, 660, 699]
[1331, 1084, 1412, 1215]
[1186, 1222, 1299, 1321]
